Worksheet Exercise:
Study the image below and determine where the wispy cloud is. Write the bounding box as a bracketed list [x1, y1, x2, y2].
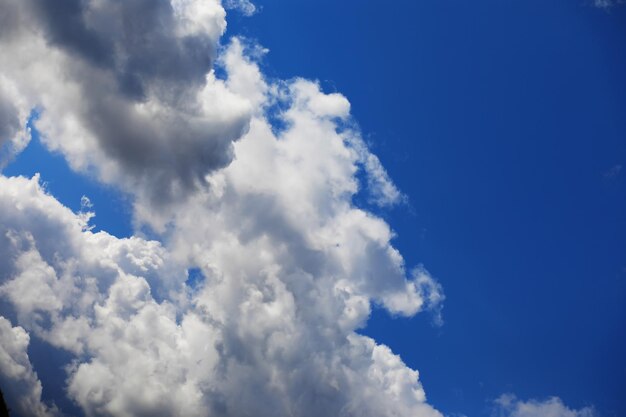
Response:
[0, 317, 57, 417]
[0, 0, 248, 209]
[603, 163, 623, 179]
[493, 394, 597, 417]
[593, 0, 625, 9]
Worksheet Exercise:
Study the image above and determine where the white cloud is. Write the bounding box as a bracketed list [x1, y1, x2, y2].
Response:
[0, 44, 444, 417]
[593, 0, 625, 9]
[0, 317, 57, 417]
[494, 394, 597, 417]
[224, 0, 257, 16]
[0, 2, 445, 416]
[0, 0, 250, 209]
[0, 1, 592, 415]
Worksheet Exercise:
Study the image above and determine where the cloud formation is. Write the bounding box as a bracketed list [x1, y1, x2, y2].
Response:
[603, 163, 623, 179]
[0, 0, 251, 207]
[0, 2, 444, 415]
[0, 317, 56, 417]
[493, 394, 597, 417]
[224, 0, 257, 16]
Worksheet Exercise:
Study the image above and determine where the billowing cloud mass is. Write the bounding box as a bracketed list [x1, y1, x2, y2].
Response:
[0, 79, 29, 168]
[0, 0, 250, 206]
[224, 0, 257, 16]
[493, 395, 597, 417]
[0, 1, 445, 416]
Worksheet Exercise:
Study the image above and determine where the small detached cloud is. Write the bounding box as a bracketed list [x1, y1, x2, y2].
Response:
[493, 394, 597, 417]
[224, 0, 257, 16]
[603, 164, 622, 179]
[593, 0, 625, 9]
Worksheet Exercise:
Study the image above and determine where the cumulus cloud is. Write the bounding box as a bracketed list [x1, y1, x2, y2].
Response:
[493, 394, 597, 417]
[0, 0, 250, 207]
[0, 175, 186, 350]
[0, 317, 57, 417]
[0, 2, 445, 416]
[0, 60, 444, 415]
[603, 163, 622, 179]
[0, 137, 443, 416]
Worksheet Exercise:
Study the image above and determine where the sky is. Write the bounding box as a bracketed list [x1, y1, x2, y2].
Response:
[0, 1, 624, 417]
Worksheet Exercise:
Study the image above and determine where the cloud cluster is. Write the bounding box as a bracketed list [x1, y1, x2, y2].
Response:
[0, 2, 444, 415]
[0, 0, 251, 206]
[493, 394, 597, 417]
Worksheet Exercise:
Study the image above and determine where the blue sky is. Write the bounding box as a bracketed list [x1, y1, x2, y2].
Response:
[0, 1, 624, 417]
